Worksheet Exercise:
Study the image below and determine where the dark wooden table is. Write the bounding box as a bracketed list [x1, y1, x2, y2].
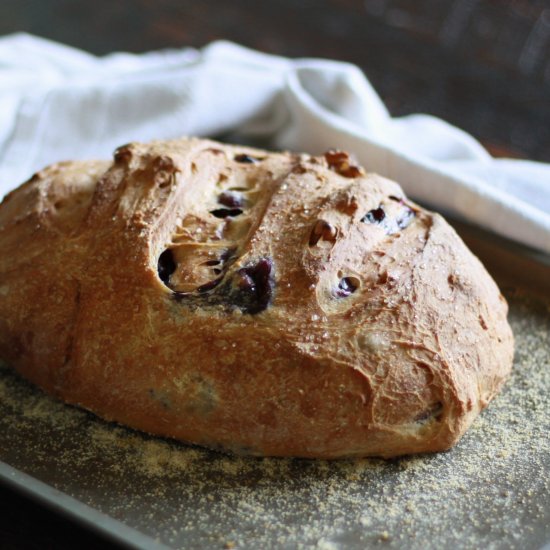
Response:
[1, 1, 549, 548]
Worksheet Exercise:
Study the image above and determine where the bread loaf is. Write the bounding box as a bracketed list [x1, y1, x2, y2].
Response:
[0, 138, 514, 458]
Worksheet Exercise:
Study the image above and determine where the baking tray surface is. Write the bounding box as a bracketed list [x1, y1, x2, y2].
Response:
[0, 289, 549, 549]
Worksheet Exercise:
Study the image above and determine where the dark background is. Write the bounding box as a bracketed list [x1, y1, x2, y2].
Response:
[1, 0, 550, 162]
[0, 0, 549, 548]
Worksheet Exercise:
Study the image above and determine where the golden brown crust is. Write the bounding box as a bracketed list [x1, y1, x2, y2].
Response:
[0, 138, 514, 458]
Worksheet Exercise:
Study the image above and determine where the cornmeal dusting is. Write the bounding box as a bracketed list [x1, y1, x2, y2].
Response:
[0, 289, 548, 549]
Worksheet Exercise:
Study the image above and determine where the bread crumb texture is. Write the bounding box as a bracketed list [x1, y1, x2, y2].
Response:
[0, 288, 547, 549]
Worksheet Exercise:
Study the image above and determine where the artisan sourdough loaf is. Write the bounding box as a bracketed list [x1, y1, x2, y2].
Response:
[0, 138, 514, 458]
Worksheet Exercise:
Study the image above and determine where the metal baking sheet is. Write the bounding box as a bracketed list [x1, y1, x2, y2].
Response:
[0, 463, 166, 549]
[0, 288, 549, 550]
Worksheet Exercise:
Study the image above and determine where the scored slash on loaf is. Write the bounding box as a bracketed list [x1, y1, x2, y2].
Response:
[0, 137, 513, 458]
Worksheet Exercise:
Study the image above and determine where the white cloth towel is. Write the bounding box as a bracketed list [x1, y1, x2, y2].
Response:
[1, 33, 549, 253]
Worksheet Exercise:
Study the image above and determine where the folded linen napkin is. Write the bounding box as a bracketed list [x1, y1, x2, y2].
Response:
[1, 33, 549, 253]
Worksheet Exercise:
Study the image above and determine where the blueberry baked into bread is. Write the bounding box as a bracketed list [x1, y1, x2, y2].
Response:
[0, 138, 514, 458]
